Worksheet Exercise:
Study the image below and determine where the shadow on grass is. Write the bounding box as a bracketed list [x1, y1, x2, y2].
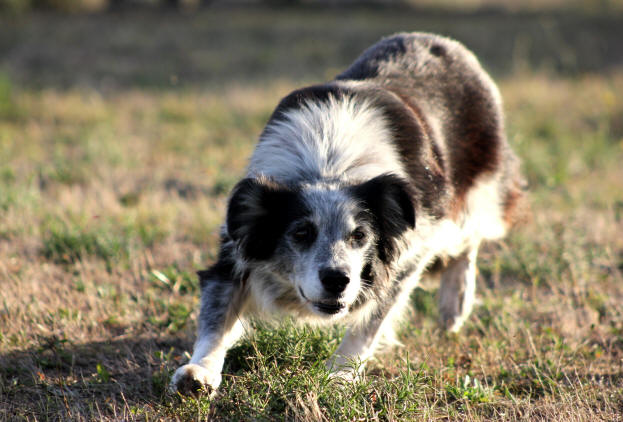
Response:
[0, 336, 191, 419]
[0, 321, 337, 420]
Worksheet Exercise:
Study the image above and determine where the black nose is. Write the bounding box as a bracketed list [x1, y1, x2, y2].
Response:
[319, 268, 350, 295]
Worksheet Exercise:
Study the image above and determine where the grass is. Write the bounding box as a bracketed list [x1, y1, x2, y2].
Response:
[1, 8, 623, 421]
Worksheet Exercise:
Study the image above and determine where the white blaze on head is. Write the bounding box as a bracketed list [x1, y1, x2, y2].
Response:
[287, 187, 370, 317]
[248, 95, 407, 184]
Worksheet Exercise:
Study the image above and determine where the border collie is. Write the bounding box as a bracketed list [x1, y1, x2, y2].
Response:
[170, 32, 525, 395]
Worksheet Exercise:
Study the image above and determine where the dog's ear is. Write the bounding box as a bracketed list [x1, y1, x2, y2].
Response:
[352, 174, 415, 263]
[227, 178, 307, 261]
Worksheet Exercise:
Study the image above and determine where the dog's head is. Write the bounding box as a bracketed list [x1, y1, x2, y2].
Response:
[226, 173, 415, 319]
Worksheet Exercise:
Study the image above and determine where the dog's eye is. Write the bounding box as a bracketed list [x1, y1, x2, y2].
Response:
[350, 228, 366, 244]
[291, 224, 316, 244]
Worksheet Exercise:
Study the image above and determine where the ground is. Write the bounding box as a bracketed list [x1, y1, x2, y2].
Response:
[0, 7, 622, 421]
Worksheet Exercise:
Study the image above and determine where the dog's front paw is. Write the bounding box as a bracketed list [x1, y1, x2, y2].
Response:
[326, 357, 363, 383]
[169, 363, 222, 397]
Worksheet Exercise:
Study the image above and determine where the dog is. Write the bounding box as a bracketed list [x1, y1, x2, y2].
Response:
[170, 32, 525, 396]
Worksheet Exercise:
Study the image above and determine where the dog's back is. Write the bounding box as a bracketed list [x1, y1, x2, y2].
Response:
[337, 32, 525, 236]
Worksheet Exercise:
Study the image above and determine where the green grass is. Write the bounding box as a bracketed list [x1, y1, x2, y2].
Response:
[1, 9, 623, 422]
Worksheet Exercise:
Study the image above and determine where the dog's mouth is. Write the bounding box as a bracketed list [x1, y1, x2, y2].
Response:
[313, 301, 344, 314]
[298, 287, 346, 315]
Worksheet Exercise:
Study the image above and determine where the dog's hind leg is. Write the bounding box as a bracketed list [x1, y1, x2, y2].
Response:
[170, 271, 248, 397]
[438, 247, 479, 333]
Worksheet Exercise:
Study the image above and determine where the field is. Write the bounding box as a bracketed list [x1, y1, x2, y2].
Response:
[1, 7, 623, 421]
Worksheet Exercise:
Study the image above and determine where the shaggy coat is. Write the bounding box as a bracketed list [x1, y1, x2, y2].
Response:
[171, 32, 525, 396]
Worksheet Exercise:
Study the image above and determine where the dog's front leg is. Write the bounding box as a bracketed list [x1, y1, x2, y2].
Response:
[325, 318, 387, 381]
[327, 264, 421, 380]
[170, 274, 248, 396]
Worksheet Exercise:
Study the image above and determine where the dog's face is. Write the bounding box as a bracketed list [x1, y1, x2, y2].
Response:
[226, 174, 415, 319]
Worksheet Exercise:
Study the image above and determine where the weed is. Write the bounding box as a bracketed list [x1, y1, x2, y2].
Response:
[96, 363, 111, 383]
[150, 266, 198, 295]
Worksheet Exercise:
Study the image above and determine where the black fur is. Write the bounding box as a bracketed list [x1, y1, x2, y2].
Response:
[266, 84, 348, 125]
[197, 235, 236, 289]
[351, 174, 415, 264]
[227, 178, 309, 261]
[335, 36, 407, 81]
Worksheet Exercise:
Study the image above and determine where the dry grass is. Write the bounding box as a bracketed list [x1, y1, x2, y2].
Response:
[1, 9, 623, 421]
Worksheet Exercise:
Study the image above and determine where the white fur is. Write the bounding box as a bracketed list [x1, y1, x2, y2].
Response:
[248, 96, 408, 184]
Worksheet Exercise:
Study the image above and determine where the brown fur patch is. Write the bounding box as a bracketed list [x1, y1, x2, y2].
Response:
[447, 82, 503, 214]
[502, 178, 529, 227]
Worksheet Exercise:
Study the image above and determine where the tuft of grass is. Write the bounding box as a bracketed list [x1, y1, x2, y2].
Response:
[445, 374, 495, 405]
[150, 266, 199, 295]
[96, 363, 111, 383]
[41, 217, 127, 265]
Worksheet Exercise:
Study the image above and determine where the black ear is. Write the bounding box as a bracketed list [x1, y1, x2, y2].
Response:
[226, 178, 307, 261]
[352, 174, 415, 263]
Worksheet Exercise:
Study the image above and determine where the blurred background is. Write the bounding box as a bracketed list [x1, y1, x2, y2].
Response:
[1, 0, 622, 89]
